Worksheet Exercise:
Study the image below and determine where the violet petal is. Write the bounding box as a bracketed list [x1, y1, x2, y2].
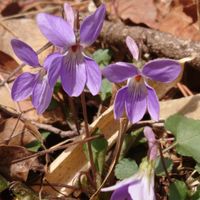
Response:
[84, 56, 101, 95]
[80, 4, 106, 47]
[128, 177, 146, 200]
[36, 13, 75, 48]
[61, 52, 86, 96]
[144, 127, 158, 161]
[44, 53, 63, 87]
[102, 62, 138, 83]
[114, 86, 127, 119]
[64, 3, 75, 29]
[142, 59, 181, 83]
[146, 83, 159, 121]
[125, 81, 147, 123]
[32, 76, 53, 114]
[126, 36, 139, 61]
[11, 39, 39, 67]
[11, 72, 37, 101]
[111, 186, 131, 200]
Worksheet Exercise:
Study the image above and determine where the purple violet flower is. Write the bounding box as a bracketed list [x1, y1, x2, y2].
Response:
[101, 127, 158, 200]
[36, 3, 106, 97]
[102, 36, 181, 123]
[11, 39, 58, 114]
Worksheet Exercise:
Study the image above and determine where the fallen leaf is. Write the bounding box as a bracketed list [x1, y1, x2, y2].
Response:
[160, 94, 200, 120]
[0, 118, 36, 145]
[0, 18, 51, 64]
[108, 0, 157, 27]
[0, 145, 41, 181]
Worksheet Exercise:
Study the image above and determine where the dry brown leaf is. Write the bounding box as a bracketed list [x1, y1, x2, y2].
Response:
[0, 145, 41, 181]
[160, 94, 200, 120]
[157, 5, 200, 41]
[108, 0, 157, 27]
[0, 18, 52, 64]
[0, 118, 36, 145]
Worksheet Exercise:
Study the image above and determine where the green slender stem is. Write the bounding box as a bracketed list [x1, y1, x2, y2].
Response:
[159, 143, 171, 183]
[80, 92, 96, 183]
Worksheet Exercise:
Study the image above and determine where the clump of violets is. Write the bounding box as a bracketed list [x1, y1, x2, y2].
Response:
[101, 127, 158, 200]
[11, 39, 58, 114]
[36, 3, 106, 97]
[102, 36, 181, 123]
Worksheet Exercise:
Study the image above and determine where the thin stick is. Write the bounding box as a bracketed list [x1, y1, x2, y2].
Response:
[80, 92, 96, 182]
[11, 134, 102, 164]
[182, 84, 193, 96]
[44, 179, 69, 198]
[177, 83, 188, 97]
[162, 142, 177, 154]
[32, 121, 78, 138]
[0, 6, 60, 21]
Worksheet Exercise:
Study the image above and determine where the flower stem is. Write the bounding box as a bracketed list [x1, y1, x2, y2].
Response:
[159, 143, 171, 183]
[68, 97, 80, 134]
[80, 92, 96, 183]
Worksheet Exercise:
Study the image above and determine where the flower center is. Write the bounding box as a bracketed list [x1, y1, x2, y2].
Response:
[134, 75, 142, 82]
[71, 44, 79, 52]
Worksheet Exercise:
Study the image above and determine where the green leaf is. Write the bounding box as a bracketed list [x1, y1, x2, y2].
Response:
[92, 49, 112, 67]
[100, 79, 112, 101]
[169, 180, 188, 200]
[26, 140, 41, 152]
[165, 114, 200, 163]
[119, 128, 143, 160]
[115, 158, 138, 180]
[191, 188, 200, 200]
[83, 136, 108, 175]
[26, 132, 51, 152]
[155, 157, 173, 176]
[54, 80, 61, 93]
[195, 163, 200, 174]
[0, 175, 9, 192]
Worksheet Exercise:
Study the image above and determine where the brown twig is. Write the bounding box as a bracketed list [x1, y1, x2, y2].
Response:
[68, 97, 80, 135]
[11, 134, 102, 164]
[99, 21, 200, 71]
[182, 84, 193, 96]
[80, 92, 96, 185]
[177, 83, 188, 97]
[31, 121, 78, 138]
[43, 179, 69, 198]
[0, 6, 61, 21]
